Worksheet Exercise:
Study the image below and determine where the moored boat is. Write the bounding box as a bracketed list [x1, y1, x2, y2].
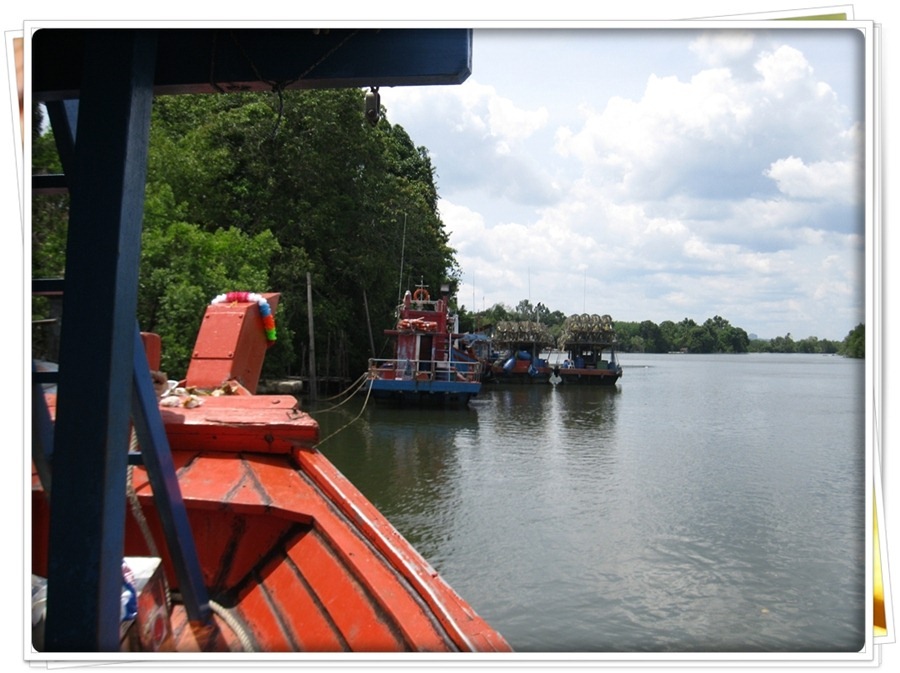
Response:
[552, 313, 623, 386]
[458, 332, 496, 382]
[489, 320, 555, 384]
[31, 294, 510, 653]
[367, 284, 482, 406]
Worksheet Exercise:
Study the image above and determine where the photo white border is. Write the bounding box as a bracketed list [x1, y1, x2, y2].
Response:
[13, 10, 886, 671]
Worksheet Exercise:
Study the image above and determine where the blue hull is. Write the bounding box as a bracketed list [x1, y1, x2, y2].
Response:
[368, 378, 480, 406]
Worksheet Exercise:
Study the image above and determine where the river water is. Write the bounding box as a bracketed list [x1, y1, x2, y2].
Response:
[309, 353, 867, 654]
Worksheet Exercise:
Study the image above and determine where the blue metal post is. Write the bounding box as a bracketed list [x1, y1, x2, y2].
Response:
[130, 328, 211, 624]
[44, 30, 158, 652]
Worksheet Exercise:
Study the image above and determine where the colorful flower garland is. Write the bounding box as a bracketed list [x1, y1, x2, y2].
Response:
[211, 291, 277, 347]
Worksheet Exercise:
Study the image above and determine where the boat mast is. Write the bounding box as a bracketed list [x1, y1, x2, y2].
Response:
[397, 212, 407, 302]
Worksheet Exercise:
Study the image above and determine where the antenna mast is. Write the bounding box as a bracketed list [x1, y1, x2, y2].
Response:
[397, 212, 407, 302]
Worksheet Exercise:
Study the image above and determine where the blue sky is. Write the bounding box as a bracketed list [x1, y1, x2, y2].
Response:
[382, 26, 868, 341]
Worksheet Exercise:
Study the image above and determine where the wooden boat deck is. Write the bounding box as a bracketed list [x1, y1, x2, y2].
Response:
[32, 394, 510, 653]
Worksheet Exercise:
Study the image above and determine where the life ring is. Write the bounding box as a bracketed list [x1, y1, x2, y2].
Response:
[412, 288, 430, 302]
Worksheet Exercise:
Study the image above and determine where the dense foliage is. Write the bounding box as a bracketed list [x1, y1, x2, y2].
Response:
[32, 89, 457, 379]
[840, 323, 866, 359]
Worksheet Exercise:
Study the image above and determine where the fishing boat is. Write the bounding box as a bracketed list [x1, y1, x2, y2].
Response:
[458, 332, 497, 382]
[552, 314, 623, 386]
[367, 285, 482, 406]
[32, 293, 511, 653]
[32, 294, 510, 652]
[488, 321, 555, 384]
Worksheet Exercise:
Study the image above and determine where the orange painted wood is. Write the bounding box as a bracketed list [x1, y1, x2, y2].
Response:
[160, 395, 317, 454]
[294, 447, 513, 652]
[232, 580, 296, 651]
[239, 453, 326, 517]
[142, 452, 245, 503]
[127, 472, 303, 593]
[284, 528, 408, 651]
[140, 332, 161, 371]
[258, 532, 348, 651]
[283, 496, 453, 651]
[250, 540, 355, 651]
[184, 293, 279, 394]
[33, 383, 512, 653]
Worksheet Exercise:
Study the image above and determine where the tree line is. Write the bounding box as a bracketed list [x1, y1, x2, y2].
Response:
[457, 299, 864, 358]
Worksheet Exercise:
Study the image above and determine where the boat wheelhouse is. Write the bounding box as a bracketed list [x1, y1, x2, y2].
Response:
[553, 314, 623, 386]
[367, 285, 482, 406]
[489, 320, 555, 384]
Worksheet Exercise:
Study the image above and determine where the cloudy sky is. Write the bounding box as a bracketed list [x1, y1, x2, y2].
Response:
[381, 26, 867, 341]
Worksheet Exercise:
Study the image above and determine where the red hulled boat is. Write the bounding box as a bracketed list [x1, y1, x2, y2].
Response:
[31, 294, 511, 653]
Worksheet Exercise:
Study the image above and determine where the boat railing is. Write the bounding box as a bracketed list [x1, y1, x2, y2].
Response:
[368, 358, 482, 383]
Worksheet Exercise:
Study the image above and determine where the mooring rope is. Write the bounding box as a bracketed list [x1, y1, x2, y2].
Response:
[312, 373, 372, 414]
[313, 375, 374, 448]
[315, 372, 370, 407]
[208, 599, 257, 653]
[126, 430, 161, 560]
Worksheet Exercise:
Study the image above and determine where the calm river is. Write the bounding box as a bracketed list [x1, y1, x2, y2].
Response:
[309, 353, 866, 653]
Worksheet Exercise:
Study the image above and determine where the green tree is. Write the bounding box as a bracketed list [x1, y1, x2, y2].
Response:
[840, 323, 865, 358]
[703, 315, 749, 353]
[638, 320, 666, 353]
[31, 122, 67, 281]
[143, 90, 456, 379]
[770, 333, 796, 353]
[658, 320, 678, 352]
[138, 215, 283, 375]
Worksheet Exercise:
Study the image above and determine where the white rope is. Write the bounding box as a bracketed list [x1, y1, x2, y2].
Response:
[313, 373, 371, 413]
[126, 430, 161, 560]
[209, 599, 257, 653]
[314, 377, 373, 448]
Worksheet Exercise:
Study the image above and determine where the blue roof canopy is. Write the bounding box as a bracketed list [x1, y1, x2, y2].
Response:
[32, 28, 472, 100]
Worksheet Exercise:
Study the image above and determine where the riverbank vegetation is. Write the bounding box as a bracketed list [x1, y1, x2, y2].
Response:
[32, 89, 457, 380]
[458, 300, 864, 358]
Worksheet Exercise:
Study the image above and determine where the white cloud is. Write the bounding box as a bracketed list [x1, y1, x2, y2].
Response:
[689, 31, 755, 66]
[386, 79, 560, 209]
[438, 200, 488, 254]
[764, 156, 861, 203]
[552, 36, 856, 210]
[755, 44, 813, 91]
[485, 88, 549, 142]
[393, 79, 548, 149]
